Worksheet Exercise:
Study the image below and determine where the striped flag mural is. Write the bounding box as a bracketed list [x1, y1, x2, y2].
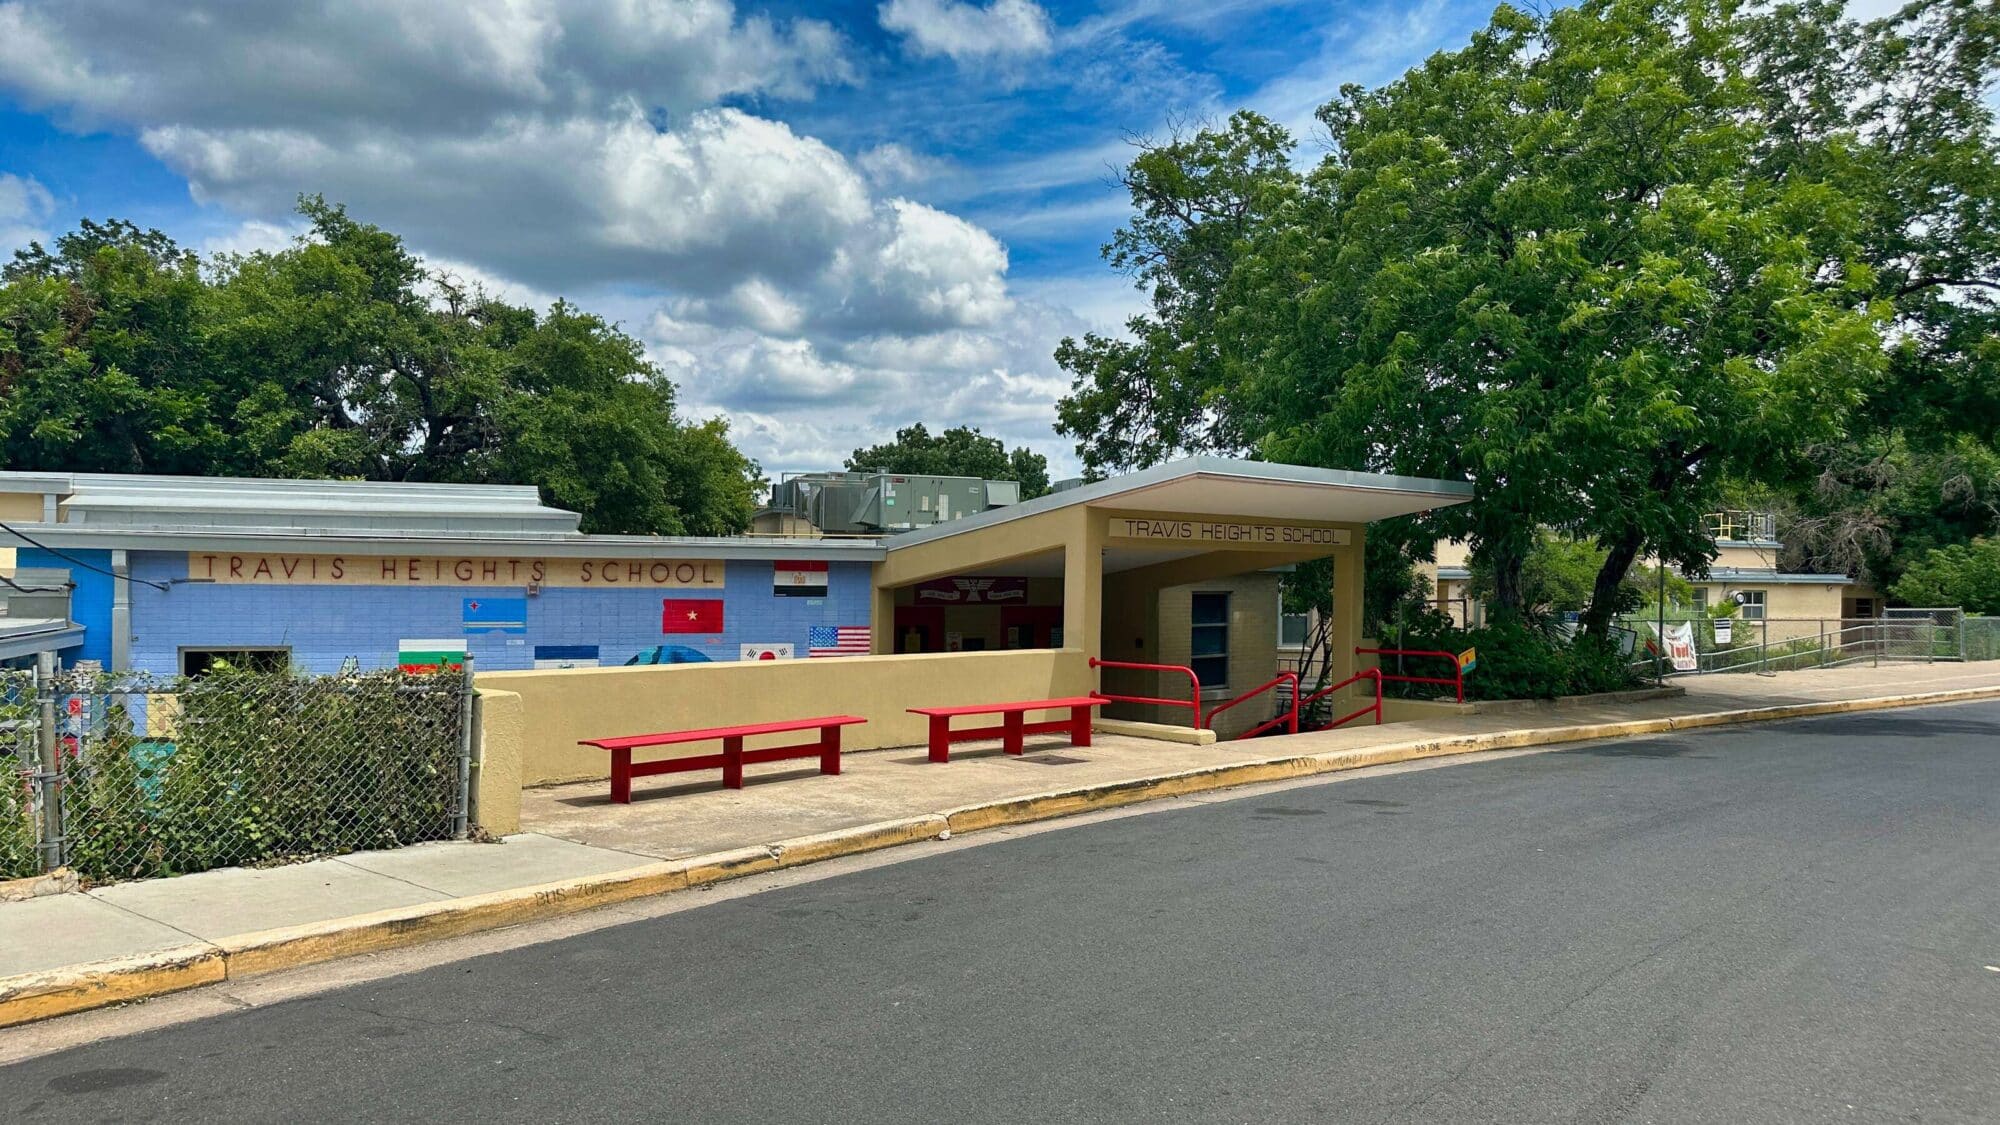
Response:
[808, 625, 870, 657]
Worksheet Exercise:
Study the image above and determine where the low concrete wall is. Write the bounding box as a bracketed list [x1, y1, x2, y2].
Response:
[471, 689, 525, 835]
[482, 649, 1093, 787]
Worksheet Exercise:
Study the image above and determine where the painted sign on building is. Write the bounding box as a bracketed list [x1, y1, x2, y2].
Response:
[915, 577, 1028, 604]
[532, 644, 600, 669]
[808, 626, 870, 657]
[189, 553, 723, 588]
[740, 643, 796, 661]
[462, 597, 527, 634]
[399, 639, 467, 673]
[774, 561, 828, 598]
[1105, 518, 1351, 547]
[662, 598, 725, 634]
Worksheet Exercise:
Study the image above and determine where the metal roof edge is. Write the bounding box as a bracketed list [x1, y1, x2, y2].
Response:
[2, 526, 886, 562]
[1703, 569, 1855, 586]
[884, 456, 1476, 552]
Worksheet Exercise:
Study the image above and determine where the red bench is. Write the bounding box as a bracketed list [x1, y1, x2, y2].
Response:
[580, 715, 866, 803]
[906, 697, 1103, 763]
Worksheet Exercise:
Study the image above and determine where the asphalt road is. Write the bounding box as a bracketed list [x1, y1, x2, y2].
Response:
[6, 702, 2000, 1123]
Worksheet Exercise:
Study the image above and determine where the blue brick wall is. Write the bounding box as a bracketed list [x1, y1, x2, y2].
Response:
[121, 554, 874, 674]
[17, 548, 115, 667]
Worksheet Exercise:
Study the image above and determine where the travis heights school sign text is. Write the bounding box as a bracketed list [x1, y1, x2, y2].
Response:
[189, 553, 724, 588]
[1106, 518, 1351, 547]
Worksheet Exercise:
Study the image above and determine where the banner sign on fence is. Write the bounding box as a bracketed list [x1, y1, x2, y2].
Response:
[1713, 618, 1733, 645]
[1664, 622, 1698, 672]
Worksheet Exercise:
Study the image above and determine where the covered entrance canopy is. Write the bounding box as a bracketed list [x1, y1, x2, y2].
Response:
[871, 457, 1474, 697]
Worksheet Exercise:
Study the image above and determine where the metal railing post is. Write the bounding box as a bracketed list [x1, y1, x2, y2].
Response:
[34, 652, 61, 873]
[454, 652, 475, 840]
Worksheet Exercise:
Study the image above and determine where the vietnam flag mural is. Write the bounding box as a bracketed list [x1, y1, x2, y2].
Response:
[662, 598, 725, 634]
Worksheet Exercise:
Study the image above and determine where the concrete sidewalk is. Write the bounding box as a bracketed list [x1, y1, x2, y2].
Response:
[4, 662, 1998, 1026]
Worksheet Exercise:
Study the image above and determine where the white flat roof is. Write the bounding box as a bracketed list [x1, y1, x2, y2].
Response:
[886, 456, 1474, 552]
[18, 471, 584, 537]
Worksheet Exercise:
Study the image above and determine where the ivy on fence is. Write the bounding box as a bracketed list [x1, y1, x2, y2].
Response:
[2, 667, 468, 886]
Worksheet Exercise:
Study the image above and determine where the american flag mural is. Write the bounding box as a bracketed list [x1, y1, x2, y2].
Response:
[808, 625, 870, 657]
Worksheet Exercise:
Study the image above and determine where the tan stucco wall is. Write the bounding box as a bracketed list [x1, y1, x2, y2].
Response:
[1699, 582, 1850, 644]
[1151, 572, 1282, 740]
[1712, 542, 1780, 569]
[0, 494, 45, 524]
[472, 689, 525, 834]
[483, 648, 1092, 787]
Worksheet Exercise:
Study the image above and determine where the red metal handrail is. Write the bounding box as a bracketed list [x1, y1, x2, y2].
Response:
[1354, 647, 1464, 703]
[1298, 667, 1384, 730]
[1204, 672, 1299, 740]
[1089, 657, 1202, 728]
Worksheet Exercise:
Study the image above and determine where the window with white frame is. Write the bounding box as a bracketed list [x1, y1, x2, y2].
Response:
[1692, 587, 1709, 613]
[1277, 590, 1309, 647]
[1190, 592, 1230, 690]
[1735, 591, 1766, 620]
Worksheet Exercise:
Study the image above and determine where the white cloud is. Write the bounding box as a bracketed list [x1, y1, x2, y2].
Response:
[649, 295, 1087, 478]
[137, 105, 1009, 337]
[195, 218, 305, 259]
[0, 0, 851, 131]
[879, 0, 1055, 63]
[0, 173, 55, 258]
[856, 142, 944, 188]
[0, 0, 1110, 482]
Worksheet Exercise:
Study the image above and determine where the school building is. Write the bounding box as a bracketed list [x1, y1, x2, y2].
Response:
[1425, 511, 1877, 641]
[0, 459, 1474, 805]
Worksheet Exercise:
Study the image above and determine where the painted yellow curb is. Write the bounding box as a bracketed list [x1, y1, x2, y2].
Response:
[221, 861, 692, 979]
[771, 816, 948, 868]
[0, 944, 223, 1028]
[6, 682, 1998, 1027]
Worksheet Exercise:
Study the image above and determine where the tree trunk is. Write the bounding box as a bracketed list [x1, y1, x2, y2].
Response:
[1581, 528, 1647, 638]
[1488, 542, 1528, 618]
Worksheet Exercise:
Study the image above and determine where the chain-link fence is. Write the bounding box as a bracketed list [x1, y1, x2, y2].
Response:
[1965, 616, 2000, 662]
[0, 663, 471, 885]
[0, 670, 41, 880]
[1619, 612, 1971, 677]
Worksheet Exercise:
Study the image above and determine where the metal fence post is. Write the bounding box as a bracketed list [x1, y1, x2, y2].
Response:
[34, 652, 61, 873]
[454, 652, 475, 840]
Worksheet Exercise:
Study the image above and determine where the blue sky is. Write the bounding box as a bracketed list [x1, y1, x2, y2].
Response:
[0, 0, 1500, 477]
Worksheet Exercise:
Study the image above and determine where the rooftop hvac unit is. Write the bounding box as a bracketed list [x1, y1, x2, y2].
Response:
[770, 470, 1020, 534]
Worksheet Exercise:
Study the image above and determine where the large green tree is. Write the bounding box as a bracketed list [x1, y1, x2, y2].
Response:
[846, 423, 1051, 498]
[1056, 0, 1998, 634]
[0, 200, 759, 535]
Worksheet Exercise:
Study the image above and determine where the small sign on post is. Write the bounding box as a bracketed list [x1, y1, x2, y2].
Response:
[1457, 647, 1478, 674]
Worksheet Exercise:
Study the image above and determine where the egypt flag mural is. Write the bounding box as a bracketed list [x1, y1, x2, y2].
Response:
[774, 561, 828, 597]
[661, 598, 725, 634]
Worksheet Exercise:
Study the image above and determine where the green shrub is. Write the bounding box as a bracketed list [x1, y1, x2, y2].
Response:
[1381, 618, 1639, 702]
[1890, 539, 2000, 614]
[57, 668, 464, 884]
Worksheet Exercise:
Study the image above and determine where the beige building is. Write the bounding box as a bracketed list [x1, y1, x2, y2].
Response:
[1421, 511, 1878, 641]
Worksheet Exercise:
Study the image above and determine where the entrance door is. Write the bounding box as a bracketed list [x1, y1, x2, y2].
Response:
[1000, 605, 1064, 649]
[893, 606, 946, 653]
